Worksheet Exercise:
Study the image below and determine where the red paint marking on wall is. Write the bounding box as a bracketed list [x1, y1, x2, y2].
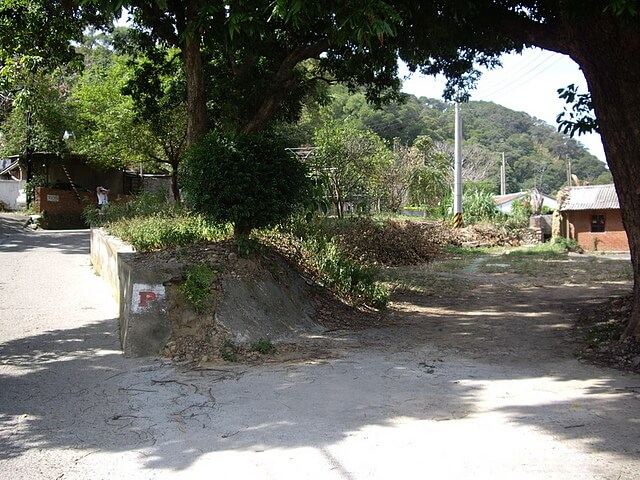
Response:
[139, 291, 158, 307]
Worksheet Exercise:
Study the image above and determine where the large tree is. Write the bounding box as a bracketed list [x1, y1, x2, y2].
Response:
[0, 1, 112, 174]
[395, 1, 640, 337]
[313, 120, 389, 217]
[101, 0, 402, 142]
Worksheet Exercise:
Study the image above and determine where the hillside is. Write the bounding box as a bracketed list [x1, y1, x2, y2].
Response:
[310, 86, 611, 195]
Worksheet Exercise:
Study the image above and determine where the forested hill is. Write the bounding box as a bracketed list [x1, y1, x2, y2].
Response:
[317, 87, 611, 195]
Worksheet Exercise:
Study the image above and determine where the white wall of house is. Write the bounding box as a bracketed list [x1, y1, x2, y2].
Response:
[497, 195, 557, 214]
[0, 180, 26, 210]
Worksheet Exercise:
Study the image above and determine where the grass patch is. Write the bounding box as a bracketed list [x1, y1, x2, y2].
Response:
[85, 193, 231, 251]
[441, 245, 502, 256]
[505, 237, 582, 256]
[251, 338, 276, 354]
[381, 266, 475, 296]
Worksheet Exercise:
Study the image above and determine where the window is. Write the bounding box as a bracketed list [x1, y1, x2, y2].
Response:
[591, 214, 605, 232]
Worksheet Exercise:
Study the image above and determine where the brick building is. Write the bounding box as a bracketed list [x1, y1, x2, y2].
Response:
[558, 184, 629, 251]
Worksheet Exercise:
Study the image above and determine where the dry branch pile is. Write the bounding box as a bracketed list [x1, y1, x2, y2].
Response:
[450, 223, 539, 248]
[326, 218, 450, 266]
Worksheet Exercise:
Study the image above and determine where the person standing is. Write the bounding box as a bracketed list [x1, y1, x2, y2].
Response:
[96, 186, 109, 214]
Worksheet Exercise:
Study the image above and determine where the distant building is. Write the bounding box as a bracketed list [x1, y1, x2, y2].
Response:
[0, 157, 25, 210]
[493, 191, 557, 214]
[557, 184, 629, 251]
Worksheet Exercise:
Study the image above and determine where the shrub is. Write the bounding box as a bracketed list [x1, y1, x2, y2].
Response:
[463, 189, 499, 225]
[180, 131, 312, 236]
[307, 236, 391, 308]
[260, 216, 393, 309]
[551, 236, 583, 253]
[510, 197, 533, 226]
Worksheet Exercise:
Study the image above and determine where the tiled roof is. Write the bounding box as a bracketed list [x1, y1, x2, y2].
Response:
[560, 184, 620, 211]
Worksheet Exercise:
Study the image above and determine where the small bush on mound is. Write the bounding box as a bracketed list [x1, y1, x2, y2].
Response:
[180, 131, 311, 236]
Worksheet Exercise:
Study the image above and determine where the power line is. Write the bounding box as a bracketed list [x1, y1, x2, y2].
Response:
[478, 52, 563, 98]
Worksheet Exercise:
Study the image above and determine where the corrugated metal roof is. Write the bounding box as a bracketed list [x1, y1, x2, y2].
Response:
[560, 184, 620, 211]
[493, 191, 557, 206]
[493, 192, 526, 206]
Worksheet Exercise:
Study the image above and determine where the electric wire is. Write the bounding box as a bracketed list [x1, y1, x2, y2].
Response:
[478, 52, 563, 98]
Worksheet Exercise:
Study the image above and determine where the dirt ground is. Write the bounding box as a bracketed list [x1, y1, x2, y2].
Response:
[379, 250, 635, 368]
[196, 247, 636, 370]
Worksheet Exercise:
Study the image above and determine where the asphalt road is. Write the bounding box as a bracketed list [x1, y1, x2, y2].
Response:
[1, 213, 640, 479]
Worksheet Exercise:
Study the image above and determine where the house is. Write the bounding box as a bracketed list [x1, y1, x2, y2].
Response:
[1, 153, 137, 227]
[557, 184, 629, 251]
[0, 157, 26, 210]
[493, 190, 557, 214]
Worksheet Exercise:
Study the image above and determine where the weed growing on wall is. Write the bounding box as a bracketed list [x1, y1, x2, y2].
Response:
[179, 264, 219, 313]
[251, 338, 276, 354]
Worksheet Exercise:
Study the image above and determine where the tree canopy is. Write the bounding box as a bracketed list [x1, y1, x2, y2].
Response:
[302, 86, 609, 195]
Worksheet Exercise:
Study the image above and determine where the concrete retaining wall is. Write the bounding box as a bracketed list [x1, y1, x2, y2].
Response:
[91, 228, 320, 358]
[118, 257, 183, 357]
[90, 228, 179, 357]
[90, 228, 135, 304]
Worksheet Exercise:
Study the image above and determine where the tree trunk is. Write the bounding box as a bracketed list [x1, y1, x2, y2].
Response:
[183, 36, 207, 146]
[240, 40, 329, 134]
[171, 164, 180, 203]
[233, 221, 252, 238]
[567, 21, 640, 338]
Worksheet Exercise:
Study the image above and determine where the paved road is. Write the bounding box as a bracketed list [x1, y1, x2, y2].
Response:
[1, 213, 640, 479]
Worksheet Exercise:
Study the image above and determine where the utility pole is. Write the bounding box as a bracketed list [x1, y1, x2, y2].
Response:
[500, 152, 506, 195]
[453, 102, 463, 229]
[566, 156, 572, 186]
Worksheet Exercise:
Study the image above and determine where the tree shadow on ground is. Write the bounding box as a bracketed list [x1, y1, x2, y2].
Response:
[1, 294, 640, 476]
[0, 225, 90, 255]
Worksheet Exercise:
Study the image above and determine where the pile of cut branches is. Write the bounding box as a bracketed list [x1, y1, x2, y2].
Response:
[323, 217, 450, 266]
[451, 223, 537, 248]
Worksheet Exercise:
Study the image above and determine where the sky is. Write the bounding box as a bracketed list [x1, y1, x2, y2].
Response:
[399, 48, 606, 162]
